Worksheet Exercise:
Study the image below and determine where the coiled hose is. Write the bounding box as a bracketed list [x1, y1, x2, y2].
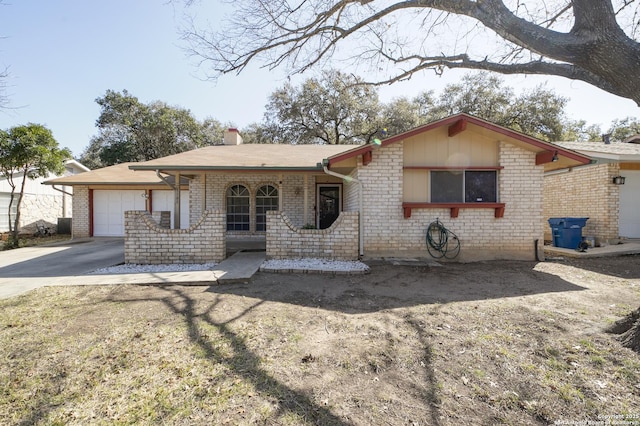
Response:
[426, 219, 461, 259]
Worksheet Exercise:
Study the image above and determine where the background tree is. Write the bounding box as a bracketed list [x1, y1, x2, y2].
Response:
[560, 120, 603, 142]
[183, 0, 640, 107]
[0, 124, 71, 248]
[259, 70, 381, 144]
[245, 71, 586, 144]
[607, 117, 640, 141]
[79, 90, 221, 167]
[423, 73, 578, 141]
[380, 95, 433, 137]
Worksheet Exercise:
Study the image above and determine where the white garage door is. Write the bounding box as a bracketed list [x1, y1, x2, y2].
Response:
[152, 190, 190, 229]
[619, 170, 640, 238]
[93, 190, 146, 236]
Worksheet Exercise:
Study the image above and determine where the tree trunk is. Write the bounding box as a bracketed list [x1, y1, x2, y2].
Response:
[606, 307, 640, 353]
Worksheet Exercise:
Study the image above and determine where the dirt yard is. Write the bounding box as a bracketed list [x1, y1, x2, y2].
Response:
[1, 255, 640, 425]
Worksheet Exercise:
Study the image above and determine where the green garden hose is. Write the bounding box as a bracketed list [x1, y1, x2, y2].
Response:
[426, 219, 461, 259]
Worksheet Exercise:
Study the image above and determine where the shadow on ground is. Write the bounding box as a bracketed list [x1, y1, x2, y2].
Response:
[207, 260, 587, 314]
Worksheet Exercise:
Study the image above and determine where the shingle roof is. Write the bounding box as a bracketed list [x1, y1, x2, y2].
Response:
[553, 141, 640, 161]
[44, 144, 362, 185]
[130, 144, 362, 171]
[43, 162, 169, 185]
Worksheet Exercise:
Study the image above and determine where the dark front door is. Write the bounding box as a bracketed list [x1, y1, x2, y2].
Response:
[318, 185, 341, 229]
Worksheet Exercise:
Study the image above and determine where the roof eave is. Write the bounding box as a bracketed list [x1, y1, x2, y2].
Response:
[43, 181, 165, 186]
[129, 165, 325, 172]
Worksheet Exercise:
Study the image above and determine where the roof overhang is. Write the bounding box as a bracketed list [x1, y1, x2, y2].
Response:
[129, 165, 325, 173]
[325, 113, 592, 172]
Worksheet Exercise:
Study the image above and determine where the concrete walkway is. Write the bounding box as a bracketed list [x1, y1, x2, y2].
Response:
[213, 251, 267, 283]
[544, 241, 640, 258]
[0, 249, 266, 300]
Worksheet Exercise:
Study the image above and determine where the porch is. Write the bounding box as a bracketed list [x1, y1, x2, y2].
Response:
[124, 210, 360, 265]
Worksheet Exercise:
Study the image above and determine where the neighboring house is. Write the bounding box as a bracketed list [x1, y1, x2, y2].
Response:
[544, 140, 640, 245]
[46, 114, 591, 263]
[44, 162, 190, 237]
[1, 160, 89, 234]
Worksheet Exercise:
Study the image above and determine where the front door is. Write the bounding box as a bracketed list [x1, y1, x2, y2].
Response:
[317, 184, 342, 229]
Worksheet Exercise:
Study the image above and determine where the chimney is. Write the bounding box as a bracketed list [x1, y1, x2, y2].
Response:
[223, 128, 243, 145]
[602, 134, 611, 144]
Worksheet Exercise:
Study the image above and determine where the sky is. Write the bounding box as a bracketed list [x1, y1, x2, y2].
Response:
[0, 0, 639, 158]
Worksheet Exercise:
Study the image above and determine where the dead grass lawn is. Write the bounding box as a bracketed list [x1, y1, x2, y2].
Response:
[1, 256, 640, 425]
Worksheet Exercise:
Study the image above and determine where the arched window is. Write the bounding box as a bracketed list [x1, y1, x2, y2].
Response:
[256, 185, 278, 231]
[226, 185, 250, 231]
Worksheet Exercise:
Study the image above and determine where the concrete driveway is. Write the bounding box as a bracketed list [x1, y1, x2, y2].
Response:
[0, 238, 124, 299]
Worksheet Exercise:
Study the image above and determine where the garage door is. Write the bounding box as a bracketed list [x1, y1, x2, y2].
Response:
[152, 190, 190, 229]
[93, 190, 146, 236]
[619, 170, 640, 238]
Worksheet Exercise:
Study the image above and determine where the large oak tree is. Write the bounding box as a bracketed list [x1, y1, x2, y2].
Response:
[182, 0, 640, 106]
[259, 69, 381, 144]
[79, 90, 225, 168]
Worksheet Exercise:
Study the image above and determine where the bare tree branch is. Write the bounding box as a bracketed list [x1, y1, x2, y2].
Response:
[181, 0, 640, 106]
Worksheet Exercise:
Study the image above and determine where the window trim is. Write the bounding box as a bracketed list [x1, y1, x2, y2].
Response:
[430, 169, 498, 204]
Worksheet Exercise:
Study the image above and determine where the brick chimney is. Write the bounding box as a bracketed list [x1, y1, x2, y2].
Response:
[223, 128, 243, 145]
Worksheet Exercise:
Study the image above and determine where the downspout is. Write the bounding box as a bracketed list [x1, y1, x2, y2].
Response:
[50, 184, 73, 220]
[156, 170, 181, 229]
[51, 185, 73, 221]
[322, 163, 364, 258]
[50, 185, 73, 196]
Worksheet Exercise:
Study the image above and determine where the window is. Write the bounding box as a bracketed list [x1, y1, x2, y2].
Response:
[431, 171, 463, 202]
[255, 185, 278, 232]
[226, 185, 250, 231]
[431, 171, 497, 203]
[465, 171, 497, 203]
[0, 193, 19, 233]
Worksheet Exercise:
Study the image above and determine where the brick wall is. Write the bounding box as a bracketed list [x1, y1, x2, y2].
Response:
[266, 211, 359, 260]
[150, 211, 171, 229]
[72, 185, 90, 238]
[543, 163, 620, 245]
[124, 209, 225, 264]
[358, 142, 544, 261]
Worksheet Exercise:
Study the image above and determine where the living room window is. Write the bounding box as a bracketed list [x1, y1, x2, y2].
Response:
[226, 184, 250, 231]
[255, 184, 278, 232]
[431, 170, 497, 203]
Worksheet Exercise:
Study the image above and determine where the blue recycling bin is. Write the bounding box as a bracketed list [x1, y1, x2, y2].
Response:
[548, 217, 589, 249]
